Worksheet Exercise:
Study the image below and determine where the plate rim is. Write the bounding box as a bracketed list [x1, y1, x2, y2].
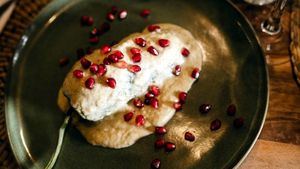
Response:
[225, 1, 269, 168]
[4, 0, 269, 168]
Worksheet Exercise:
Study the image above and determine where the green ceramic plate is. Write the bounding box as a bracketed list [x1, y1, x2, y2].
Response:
[5, 0, 268, 168]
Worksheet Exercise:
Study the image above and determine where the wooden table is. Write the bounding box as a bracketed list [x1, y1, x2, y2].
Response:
[232, 1, 300, 168]
[0, 0, 299, 168]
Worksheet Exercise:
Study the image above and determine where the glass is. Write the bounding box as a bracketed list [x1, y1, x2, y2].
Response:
[261, 0, 288, 35]
[244, 0, 276, 5]
[259, 0, 289, 65]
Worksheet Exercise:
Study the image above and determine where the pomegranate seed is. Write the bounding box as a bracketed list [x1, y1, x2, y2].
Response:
[99, 22, 111, 34]
[154, 138, 165, 149]
[144, 98, 151, 105]
[123, 112, 134, 122]
[151, 159, 161, 169]
[106, 13, 115, 21]
[76, 48, 85, 59]
[184, 132, 195, 142]
[150, 98, 159, 109]
[173, 65, 181, 76]
[111, 6, 118, 15]
[106, 78, 116, 88]
[80, 58, 91, 69]
[118, 10, 127, 20]
[158, 39, 170, 47]
[85, 77, 95, 89]
[135, 37, 146, 47]
[140, 9, 151, 18]
[108, 54, 119, 63]
[81, 16, 94, 26]
[128, 65, 141, 73]
[97, 64, 107, 76]
[132, 53, 142, 63]
[147, 46, 159, 56]
[80, 15, 88, 24]
[178, 92, 187, 103]
[149, 85, 160, 96]
[145, 92, 155, 99]
[114, 50, 124, 59]
[173, 102, 182, 111]
[130, 47, 141, 55]
[133, 98, 144, 108]
[227, 104, 236, 116]
[233, 117, 244, 128]
[199, 104, 212, 114]
[164, 142, 176, 152]
[89, 63, 99, 74]
[73, 70, 83, 79]
[89, 36, 99, 44]
[59, 57, 69, 67]
[103, 57, 111, 65]
[100, 44, 111, 54]
[86, 47, 94, 54]
[90, 28, 100, 37]
[191, 68, 200, 79]
[181, 47, 190, 57]
[210, 119, 221, 131]
[135, 115, 145, 126]
[148, 25, 161, 32]
[115, 61, 128, 69]
[155, 127, 167, 135]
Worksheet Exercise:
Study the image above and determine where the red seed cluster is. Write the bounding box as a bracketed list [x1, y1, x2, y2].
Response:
[191, 68, 200, 79]
[155, 127, 167, 135]
[97, 64, 107, 76]
[89, 64, 99, 74]
[129, 47, 142, 63]
[210, 119, 221, 131]
[173, 102, 182, 111]
[148, 25, 161, 32]
[85, 77, 95, 89]
[181, 47, 190, 57]
[80, 58, 91, 69]
[154, 138, 165, 149]
[158, 39, 170, 47]
[73, 70, 83, 79]
[133, 98, 144, 108]
[140, 9, 151, 18]
[81, 16, 94, 26]
[184, 132, 195, 142]
[173, 65, 181, 76]
[147, 46, 159, 56]
[135, 37, 147, 47]
[118, 10, 128, 20]
[164, 142, 176, 152]
[128, 65, 141, 73]
[100, 44, 111, 54]
[106, 78, 116, 88]
[135, 115, 145, 126]
[123, 112, 134, 122]
[150, 159, 161, 169]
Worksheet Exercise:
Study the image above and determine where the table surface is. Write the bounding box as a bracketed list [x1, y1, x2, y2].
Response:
[0, 0, 299, 168]
[232, 0, 300, 168]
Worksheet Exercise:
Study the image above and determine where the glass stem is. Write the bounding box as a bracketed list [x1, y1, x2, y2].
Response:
[261, 0, 288, 35]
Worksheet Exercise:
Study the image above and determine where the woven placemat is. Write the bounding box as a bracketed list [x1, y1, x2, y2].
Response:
[0, 0, 51, 168]
[291, 0, 300, 86]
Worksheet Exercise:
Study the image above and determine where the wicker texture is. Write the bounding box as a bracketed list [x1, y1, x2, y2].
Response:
[291, 0, 300, 85]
